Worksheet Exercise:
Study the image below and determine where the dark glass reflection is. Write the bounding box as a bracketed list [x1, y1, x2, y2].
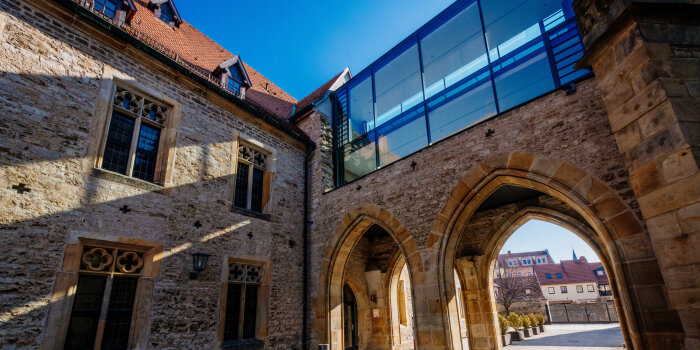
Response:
[374, 43, 423, 128]
[377, 107, 428, 167]
[348, 77, 374, 141]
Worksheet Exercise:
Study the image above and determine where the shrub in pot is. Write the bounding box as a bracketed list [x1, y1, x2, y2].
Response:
[528, 314, 539, 335]
[537, 314, 546, 332]
[498, 314, 511, 346]
[507, 313, 525, 341]
[521, 314, 532, 337]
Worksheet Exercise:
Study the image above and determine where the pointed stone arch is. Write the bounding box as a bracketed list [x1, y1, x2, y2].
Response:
[430, 152, 645, 350]
[315, 204, 424, 350]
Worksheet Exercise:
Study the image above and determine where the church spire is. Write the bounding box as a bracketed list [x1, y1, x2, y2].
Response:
[572, 247, 577, 260]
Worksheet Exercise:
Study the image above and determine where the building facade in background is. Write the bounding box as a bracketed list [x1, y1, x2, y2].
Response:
[494, 250, 555, 278]
[534, 256, 610, 304]
[1, 0, 698, 349]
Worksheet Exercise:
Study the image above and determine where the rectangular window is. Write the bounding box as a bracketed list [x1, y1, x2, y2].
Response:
[65, 275, 107, 350]
[597, 270, 604, 276]
[93, 0, 118, 18]
[65, 246, 145, 350]
[374, 42, 423, 128]
[527, 272, 532, 276]
[587, 285, 595, 292]
[576, 285, 583, 293]
[560, 286, 568, 293]
[101, 277, 138, 350]
[102, 85, 168, 184]
[545, 273, 552, 279]
[548, 287, 555, 294]
[224, 263, 263, 341]
[556, 273, 563, 278]
[234, 143, 270, 213]
[227, 77, 241, 95]
[376, 107, 428, 167]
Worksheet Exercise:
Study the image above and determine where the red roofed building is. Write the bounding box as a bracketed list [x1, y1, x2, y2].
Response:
[533, 256, 610, 304]
[494, 250, 555, 279]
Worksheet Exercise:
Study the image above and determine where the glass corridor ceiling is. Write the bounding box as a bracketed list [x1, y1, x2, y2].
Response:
[332, 0, 591, 186]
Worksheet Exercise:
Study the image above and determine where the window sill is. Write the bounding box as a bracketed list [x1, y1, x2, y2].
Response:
[91, 168, 166, 194]
[231, 206, 271, 221]
[221, 339, 264, 350]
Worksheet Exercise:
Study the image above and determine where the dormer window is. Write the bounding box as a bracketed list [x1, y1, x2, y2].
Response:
[215, 56, 252, 98]
[227, 77, 241, 95]
[159, 3, 174, 23]
[94, 0, 118, 18]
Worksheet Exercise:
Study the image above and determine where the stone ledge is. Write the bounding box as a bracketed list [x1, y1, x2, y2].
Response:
[231, 206, 272, 221]
[91, 168, 165, 193]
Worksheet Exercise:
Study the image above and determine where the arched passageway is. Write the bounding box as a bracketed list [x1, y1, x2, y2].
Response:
[316, 206, 423, 350]
[432, 154, 646, 350]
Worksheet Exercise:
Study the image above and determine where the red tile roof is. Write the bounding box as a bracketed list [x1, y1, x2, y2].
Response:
[295, 71, 345, 112]
[589, 262, 610, 285]
[533, 258, 599, 285]
[123, 1, 298, 119]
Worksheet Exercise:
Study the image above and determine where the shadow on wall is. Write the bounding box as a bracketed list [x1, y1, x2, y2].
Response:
[0, 71, 303, 348]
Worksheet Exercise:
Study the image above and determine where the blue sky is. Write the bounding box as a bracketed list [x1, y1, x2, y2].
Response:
[176, 0, 453, 100]
[499, 220, 601, 263]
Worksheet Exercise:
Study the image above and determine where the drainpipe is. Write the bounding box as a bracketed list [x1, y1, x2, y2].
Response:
[303, 146, 312, 350]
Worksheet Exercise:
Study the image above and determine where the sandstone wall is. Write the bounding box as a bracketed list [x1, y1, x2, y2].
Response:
[302, 77, 650, 347]
[0, 1, 306, 348]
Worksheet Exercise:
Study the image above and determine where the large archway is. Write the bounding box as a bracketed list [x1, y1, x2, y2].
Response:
[316, 205, 424, 350]
[431, 153, 644, 350]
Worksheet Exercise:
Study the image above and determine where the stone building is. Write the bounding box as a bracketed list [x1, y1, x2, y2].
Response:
[534, 256, 608, 304]
[494, 250, 555, 278]
[1, 0, 699, 350]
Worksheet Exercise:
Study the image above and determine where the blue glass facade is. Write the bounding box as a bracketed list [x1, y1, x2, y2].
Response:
[332, 0, 591, 185]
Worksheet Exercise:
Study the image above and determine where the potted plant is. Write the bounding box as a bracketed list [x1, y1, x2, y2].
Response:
[528, 314, 539, 335]
[499, 314, 511, 346]
[537, 314, 546, 332]
[507, 312, 524, 341]
[521, 314, 532, 337]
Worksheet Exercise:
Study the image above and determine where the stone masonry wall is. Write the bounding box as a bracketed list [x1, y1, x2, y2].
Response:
[0, 1, 306, 349]
[303, 76, 650, 348]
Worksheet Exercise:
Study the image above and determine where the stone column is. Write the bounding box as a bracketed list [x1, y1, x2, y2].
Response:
[574, 1, 700, 348]
[455, 257, 499, 350]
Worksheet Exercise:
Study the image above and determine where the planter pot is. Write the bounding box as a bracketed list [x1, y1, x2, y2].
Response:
[539, 324, 545, 332]
[531, 327, 539, 335]
[510, 330, 525, 341]
[523, 328, 532, 337]
[501, 333, 511, 346]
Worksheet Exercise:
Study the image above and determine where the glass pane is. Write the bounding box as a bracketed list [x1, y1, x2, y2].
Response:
[374, 43, 423, 128]
[493, 49, 554, 111]
[481, 0, 562, 61]
[223, 284, 242, 340]
[421, 2, 488, 99]
[243, 284, 258, 339]
[65, 275, 107, 350]
[428, 77, 496, 142]
[377, 108, 428, 167]
[102, 113, 134, 175]
[348, 77, 374, 141]
[342, 135, 376, 183]
[251, 168, 264, 213]
[234, 163, 249, 209]
[102, 277, 138, 350]
[132, 124, 161, 183]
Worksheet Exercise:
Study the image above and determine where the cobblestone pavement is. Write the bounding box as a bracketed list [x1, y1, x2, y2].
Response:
[507, 323, 625, 349]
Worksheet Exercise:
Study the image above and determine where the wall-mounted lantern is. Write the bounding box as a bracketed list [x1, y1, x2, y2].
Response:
[189, 252, 210, 279]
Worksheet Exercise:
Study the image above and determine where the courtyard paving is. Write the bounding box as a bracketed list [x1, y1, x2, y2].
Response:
[508, 323, 625, 349]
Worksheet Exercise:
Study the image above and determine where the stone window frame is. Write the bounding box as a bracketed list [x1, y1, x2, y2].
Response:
[42, 236, 163, 350]
[548, 287, 555, 294]
[87, 70, 180, 192]
[229, 130, 276, 218]
[217, 256, 271, 347]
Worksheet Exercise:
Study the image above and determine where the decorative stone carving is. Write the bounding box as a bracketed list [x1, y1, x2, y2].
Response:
[113, 85, 168, 124]
[238, 144, 268, 170]
[82, 247, 113, 271]
[113, 86, 141, 114]
[116, 251, 144, 273]
[229, 263, 263, 284]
